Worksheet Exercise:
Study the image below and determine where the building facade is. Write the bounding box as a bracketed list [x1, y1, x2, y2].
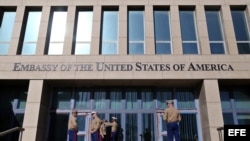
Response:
[0, 0, 250, 141]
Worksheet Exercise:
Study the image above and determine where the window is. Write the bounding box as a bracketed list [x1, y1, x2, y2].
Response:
[128, 8, 145, 54]
[179, 8, 199, 54]
[0, 85, 28, 136]
[101, 8, 118, 54]
[19, 8, 42, 55]
[47, 7, 67, 55]
[231, 7, 250, 54]
[0, 8, 16, 55]
[205, 8, 225, 54]
[220, 87, 250, 125]
[74, 8, 93, 55]
[154, 8, 172, 54]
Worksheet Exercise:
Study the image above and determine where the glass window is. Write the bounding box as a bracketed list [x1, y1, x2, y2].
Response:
[126, 89, 138, 109]
[110, 89, 122, 109]
[0, 86, 28, 129]
[53, 89, 72, 110]
[94, 89, 106, 109]
[156, 89, 172, 109]
[237, 113, 250, 124]
[142, 114, 155, 141]
[220, 87, 250, 125]
[47, 9, 67, 55]
[180, 114, 198, 141]
[21, 10, 42, 55]
[0, 10, 16, 55]
[220, 89, 231, 109]
[223, 113, 234, 124]
[179, 9, 199, 54]
[154, 10, 172, 54]
[74, 9, 93, 55]
[141, 89, 154, 109]
[231, 8, 250, 54]
[205, 10, 225, 54]
[75, 90, 90, 109]
[233, 88, 250, 109]
[128, 10, 145, 54]
[101, 9, 118, 54]
[176, 88, 195, 109]
[126, 114, 138, 141]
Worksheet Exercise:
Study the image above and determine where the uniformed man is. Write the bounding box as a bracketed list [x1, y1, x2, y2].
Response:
[90, 111, 101, 141]
[163, 100, 181, 141]
[105, 117, 118, 141]
[68, 109, 78, 141]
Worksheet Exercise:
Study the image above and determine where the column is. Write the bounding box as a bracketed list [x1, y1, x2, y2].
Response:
[36, 6, 50, 55]
[90, 5, 101, 55]
[196, 5, 210, 54]
[171, 5, 182, 55]
[145, 5, 155, 54]
[199, 79, 224, 141]
[119, 5, 127, 55]
[22, 80, 48, 141]
[63, 6, 76, 55]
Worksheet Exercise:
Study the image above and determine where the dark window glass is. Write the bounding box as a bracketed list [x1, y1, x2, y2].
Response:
[205, 10, 225, 54]
[237, 43, 250, 54]
[180, 11, 196, 41]
[179, 10, 199, 54]
[154, 10, 171, 54]
[210, 43, 225, 54]
[231, 10, 250, 54]
[182, 43, 198, 54]
[220, 87, 250, 125]
[223, 113, 234, 124]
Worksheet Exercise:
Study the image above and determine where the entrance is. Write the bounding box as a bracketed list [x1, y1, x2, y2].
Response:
[155, 110, 200, 141]
[47, 87, 201, 141]
[75, 111, 91, 141]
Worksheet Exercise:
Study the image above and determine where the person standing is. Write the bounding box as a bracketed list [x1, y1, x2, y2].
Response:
[143, 128, 151, 141]
[90, 111, 101, 141]
[99, 120, 108, 141]
[68, 109, 78, 141]
[105, 117, 118, 141]
[163, 100, 181, 141]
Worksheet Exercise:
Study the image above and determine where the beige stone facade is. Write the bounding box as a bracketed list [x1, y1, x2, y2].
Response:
[0, 0, 250, 141]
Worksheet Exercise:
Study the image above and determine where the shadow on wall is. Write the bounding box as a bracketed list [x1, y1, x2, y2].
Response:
[0, 96, 20, 141]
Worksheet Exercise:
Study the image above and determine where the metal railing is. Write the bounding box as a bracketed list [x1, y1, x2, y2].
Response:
[217, 127, 224, 141]
[0, 127, 25, 141]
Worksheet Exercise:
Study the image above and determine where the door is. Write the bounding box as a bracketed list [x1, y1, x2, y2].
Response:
[74, 111, 91, 141]
[155, 110, 168, 141]
[155, 110, 200, 141]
